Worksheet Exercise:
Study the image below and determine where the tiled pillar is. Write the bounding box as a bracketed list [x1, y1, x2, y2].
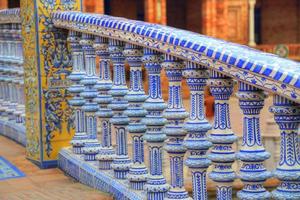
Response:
[21, 0, 82, 168]
[67, 31, 88, 155]
[142, 48, 169, 200]
[124, 43, 148, 190]
[208, 70, 237, 200]
[94, 36, 116, 170]
[236, 82, 271, 199]
[183, 62, 212, 200]
[108, 39, 132, 179]
[162, 55, 190, 200]
[270, 95, 300, 200]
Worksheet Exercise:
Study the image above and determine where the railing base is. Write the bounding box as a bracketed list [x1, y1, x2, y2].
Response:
[0, 118, 26, 146]
[58, 147, 145, 200]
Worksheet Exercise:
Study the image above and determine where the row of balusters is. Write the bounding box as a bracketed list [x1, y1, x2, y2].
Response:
[0, 23, 25, 124]
[67, 30, 300, 200]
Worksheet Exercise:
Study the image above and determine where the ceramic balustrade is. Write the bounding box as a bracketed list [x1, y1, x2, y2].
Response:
[0, 21, 24, 123]
[50, 11, 300, 200]
[0, 9, 25, 146]
[1, 8, 300, 200]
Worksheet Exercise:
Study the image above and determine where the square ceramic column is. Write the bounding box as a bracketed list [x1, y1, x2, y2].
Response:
[20, 0, 82, 168]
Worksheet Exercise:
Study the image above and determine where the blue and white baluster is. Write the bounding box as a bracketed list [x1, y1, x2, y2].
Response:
[162, 55, 190, 200]
[14, 79, 24, 124]
[94, 36, 116, 170]
[0, 24, 10, 111]
[236, 82, 271, 199]
[0, 24, 8, 115]
[208, 70, 237, 200]
[80, 33, 101, 161]
[108, 39, 132, 179]
[4, 24, 16, 120]
[0, 24, 3, 106]
[10, 24, 20, 121]
[183, 62, 212, 200]
[123, 43, 148, 190]
[142, 48, 169, 200]
[67, 31, 88, 154]
[14, 24, 25, 123]
[270, 95, 300, 200]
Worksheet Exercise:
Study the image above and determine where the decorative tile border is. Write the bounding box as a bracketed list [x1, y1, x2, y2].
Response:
[0, 8, 21, 24]
[52, 11, 300, 103]
[58, 148, 145, 200]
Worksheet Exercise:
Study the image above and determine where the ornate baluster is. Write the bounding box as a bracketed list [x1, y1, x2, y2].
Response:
[236, 82, 271, 199]
[183, 62, 212, 200]
[123, 43, 148, 190]
[0, 24, 4, 108]
[108, 39, 131, 179]
[14, 79, 23, 123]
[142, 48, 169, 199]
[0, 24, 10, 114]
[20, 79, 26, 124]
[4, 24, 16, 120]
[67, 31, 88, 154]
[94, 36, 116, 170]
[14, 24, 25, 123]
[80, 33, 101, 161]
[270, 95, 300, 200]
[162, 55, 190, 200]
[208, 70, 237, 200]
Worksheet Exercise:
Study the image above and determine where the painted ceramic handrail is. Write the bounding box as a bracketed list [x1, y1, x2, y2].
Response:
[51, 11, 300, 103]
[1, 8, 300, 200]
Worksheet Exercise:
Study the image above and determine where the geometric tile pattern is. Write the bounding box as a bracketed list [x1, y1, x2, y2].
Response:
[0, 156, 25, 181]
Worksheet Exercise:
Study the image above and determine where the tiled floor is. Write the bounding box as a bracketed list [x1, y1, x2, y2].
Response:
[0, 136, 112, 200]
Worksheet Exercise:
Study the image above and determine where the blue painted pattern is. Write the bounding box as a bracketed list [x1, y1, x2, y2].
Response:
[51, 11, 300, 102]
[0, 156, 25, 180]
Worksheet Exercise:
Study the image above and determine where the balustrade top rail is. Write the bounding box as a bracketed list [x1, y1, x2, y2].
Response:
[0, 8, 20, 24]
[51, 11, 300, 102]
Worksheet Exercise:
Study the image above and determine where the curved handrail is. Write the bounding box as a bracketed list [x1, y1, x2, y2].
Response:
[0, 8, 20, 24]
[51, 11, 300, 103]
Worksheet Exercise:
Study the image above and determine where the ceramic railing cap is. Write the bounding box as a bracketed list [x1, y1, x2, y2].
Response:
[0, 8, 21, 24]
[54, 11, 300, 102]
